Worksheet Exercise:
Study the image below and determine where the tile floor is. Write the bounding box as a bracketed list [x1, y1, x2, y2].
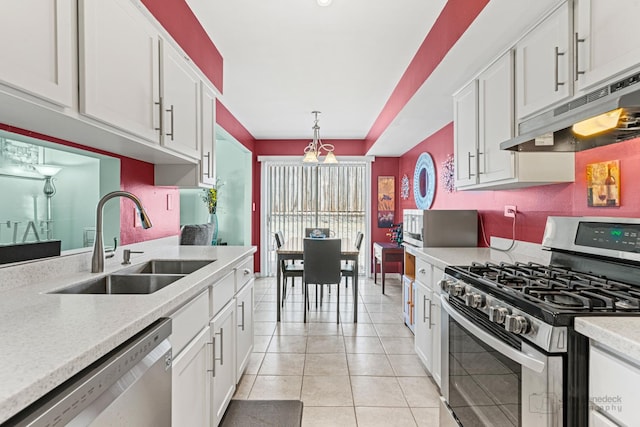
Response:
[233, 274, 442, 427]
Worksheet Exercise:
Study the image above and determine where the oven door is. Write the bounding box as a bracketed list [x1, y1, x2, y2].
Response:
[440, 295, 564, 427]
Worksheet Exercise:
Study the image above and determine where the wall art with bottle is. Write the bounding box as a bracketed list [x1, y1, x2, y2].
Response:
[586, 160, 620, 207]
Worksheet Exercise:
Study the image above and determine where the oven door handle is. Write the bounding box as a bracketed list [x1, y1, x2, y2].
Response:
[441, 296, 546, 373]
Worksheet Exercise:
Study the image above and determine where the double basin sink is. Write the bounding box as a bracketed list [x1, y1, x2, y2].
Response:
[51, 260, 214, 295]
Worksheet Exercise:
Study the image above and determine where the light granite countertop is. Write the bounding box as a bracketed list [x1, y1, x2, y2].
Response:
[404, 238, 551, 271]
[0, 236, 256, 424]
[575, 317, 640, 362]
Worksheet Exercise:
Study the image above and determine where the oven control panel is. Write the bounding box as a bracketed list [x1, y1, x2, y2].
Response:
[440, 276, 567, 353]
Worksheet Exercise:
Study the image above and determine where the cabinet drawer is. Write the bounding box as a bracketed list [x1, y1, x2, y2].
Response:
[590, 344, 640, 426]
[170, 289, 209, 356]
[235, 257, 254, 292]
[415, 259, 432, 287]
[211, 270, 235, 318]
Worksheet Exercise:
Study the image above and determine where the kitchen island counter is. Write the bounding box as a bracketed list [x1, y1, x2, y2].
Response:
[0, 236, 255, 424]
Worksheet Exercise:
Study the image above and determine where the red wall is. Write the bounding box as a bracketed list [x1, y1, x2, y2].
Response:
[0, 124, 180, 246]
[398, 122, 640, 246]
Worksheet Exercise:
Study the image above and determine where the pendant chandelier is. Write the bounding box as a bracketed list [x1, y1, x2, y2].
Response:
[302, 111, 338, 164]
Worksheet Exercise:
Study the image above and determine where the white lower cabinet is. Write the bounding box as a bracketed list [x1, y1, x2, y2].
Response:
[210, 301, 236, 427]
[589, 343, 639, 426]
[172, 326, 211, 426]
[413, 259, 443, 388]
[402, 275, 415, 333]
[235, 279, 254, 383]
[170, 254, 254, 427]
[414, 280, 434, 373]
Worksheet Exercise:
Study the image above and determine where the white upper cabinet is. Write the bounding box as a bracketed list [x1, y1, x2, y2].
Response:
[454, 50, 575, 190]
[0, 0, 75, 107]
[574, 0, 640, 91]
[478, 51, 515, 184]
[79, 0, 161, 143]
[453, 80, 478, 188]
[201, 82, 217, 186]
[515, 2, 572, 120]
[160, 40, 201, 159]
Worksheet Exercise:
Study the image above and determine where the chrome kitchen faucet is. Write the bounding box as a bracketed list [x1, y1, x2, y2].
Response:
[91, 191, 152, 273]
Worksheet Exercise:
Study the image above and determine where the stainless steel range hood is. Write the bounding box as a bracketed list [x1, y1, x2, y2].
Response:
[500, 72, 640, 152]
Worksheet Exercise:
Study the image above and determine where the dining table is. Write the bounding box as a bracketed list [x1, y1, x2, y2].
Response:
[276, 237, 360, 322]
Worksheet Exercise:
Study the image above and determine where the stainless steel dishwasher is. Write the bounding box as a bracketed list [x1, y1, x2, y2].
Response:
[6, 318, 172, 427]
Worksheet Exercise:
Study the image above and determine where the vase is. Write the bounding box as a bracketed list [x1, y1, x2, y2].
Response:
[208, 212, 218, 245]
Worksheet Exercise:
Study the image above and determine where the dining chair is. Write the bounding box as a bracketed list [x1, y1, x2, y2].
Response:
[341, 231, 363, 288]
[304, 227, 330, 238]
[303, 237, 342, 323]
[179, 224, 214, 245]
[275, 231, 304, 305]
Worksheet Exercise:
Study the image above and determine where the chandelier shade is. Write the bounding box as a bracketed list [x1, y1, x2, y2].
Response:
[302, 111, 337, 164]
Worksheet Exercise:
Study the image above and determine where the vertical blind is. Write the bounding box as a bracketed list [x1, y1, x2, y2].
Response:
[264, 161, 366, 276]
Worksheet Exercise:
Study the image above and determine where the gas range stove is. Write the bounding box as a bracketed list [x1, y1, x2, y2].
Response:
[440, 217, 640, 427]
[442, 216, 640, 350]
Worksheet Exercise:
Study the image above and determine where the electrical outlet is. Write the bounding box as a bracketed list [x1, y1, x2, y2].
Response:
[504, 205, 516, 218]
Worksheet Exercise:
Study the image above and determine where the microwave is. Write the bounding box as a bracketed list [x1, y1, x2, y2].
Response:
[402, 209, 478, 247]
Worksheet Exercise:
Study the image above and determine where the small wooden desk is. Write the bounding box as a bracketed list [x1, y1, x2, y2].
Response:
[373, 242, 404, 294]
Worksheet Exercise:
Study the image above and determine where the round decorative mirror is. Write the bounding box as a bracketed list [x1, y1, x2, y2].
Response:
[413, 152, 435, 209]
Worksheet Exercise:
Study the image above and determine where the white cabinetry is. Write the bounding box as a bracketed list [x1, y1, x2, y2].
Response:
[80, 0, 202, 162]
[154, 80, 217, 187]
[171, 290, 210, 426]
[413, 259, 442, 388]
[170, 254, 254, 427]
[201, 82, 218, 186]
[235, 259, 254, 383]
[0, 0, 75, 107]
[160, 40, 201, 158]
[574, 0, 640, 91]
[414, 280, 433, 373]
[454, 51, 574, 191]
[402, 275, 415, 333]
[589, 344, 639, 427]
[478, 51, 515, 184]
[173, 326, 211, 426]
[210, 301, 236, 427]
[79, 0, 161, 143]
[515, 2, 572, 120]
[453, 80, 478, 188]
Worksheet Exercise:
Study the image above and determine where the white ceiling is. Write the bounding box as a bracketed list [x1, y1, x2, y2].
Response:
[186, 0, 561, 156]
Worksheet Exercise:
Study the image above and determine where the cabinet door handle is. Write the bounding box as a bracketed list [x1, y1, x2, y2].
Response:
[207, 336, 216, 377]
[467, 152, 476, 179]
[238, 301, 245, 331]
[554, 46, 565, 92]
[428, 300, 434, 330]
[203, 152, 211, 178]
[418, 268, 426, 275]
[243, 268, 252, 276]
[477, 151, 484, 175]
[574, 32, 586, 81]
[216, 328, 224, 366]
[423, 295, 429, 322]
[165, 104, 175, 140]
[154, 97, 163, 136]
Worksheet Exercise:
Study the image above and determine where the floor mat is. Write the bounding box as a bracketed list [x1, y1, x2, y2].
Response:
[219, 399, 303, 427]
